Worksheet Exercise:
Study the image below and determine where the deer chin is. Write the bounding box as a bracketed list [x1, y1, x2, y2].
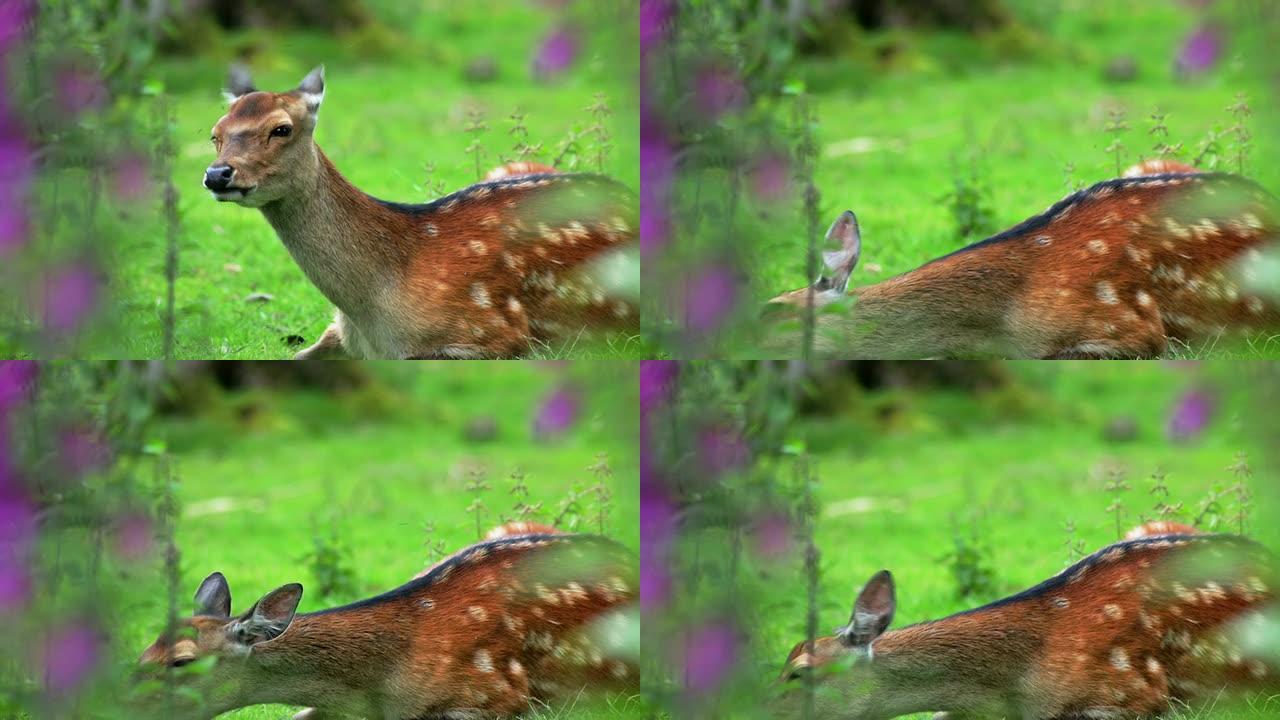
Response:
[210, 186, 256, 203]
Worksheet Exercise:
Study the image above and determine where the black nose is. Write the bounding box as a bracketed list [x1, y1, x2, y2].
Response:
[204, 164, 234, 191]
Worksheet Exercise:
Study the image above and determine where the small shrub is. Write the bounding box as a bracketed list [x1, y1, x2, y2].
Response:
[301, 518, 359, 600]
[941, 511, 998, 600]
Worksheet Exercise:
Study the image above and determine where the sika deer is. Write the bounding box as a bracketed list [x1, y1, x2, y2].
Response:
[764, 173, 1279, 358]
[771, 534, 1277, 720]
[136, 533, 636, 719]
[205, 66, 637, 359]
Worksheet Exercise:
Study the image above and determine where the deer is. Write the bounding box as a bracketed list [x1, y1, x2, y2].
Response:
[763, 172, 1279, 358]
[135, 532, 637, 720]
[485, 162, 561, 181]
[770, 533, 1277, 720]
[204, 66, 637, 360]
[1125, 520, 1200, 540]
[1124, 159, 1201, 178]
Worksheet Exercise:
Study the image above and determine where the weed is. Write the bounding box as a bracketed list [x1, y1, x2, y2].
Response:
[1104, 467, 1131, 540]
[301, 517, 359, 600]
[1104, 107, 1130, 177]
[464, 467, 492, 540]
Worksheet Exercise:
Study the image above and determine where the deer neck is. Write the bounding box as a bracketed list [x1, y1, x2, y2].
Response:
[836, 256, 1019, 358]
[258, 147, 412, 320]
[863, 607, 1038, 718]
[235, 606, 407, 712]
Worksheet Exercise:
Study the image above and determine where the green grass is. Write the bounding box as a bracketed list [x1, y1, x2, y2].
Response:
[107, 1, 638, 359]
[107, 363, 640, 719]
[743, 0, 1280, 358]
[757, 363, 1278, 718]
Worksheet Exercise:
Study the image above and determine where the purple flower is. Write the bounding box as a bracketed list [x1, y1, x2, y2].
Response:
[750, 151, 792, 202]
[44, 622, 100, 694]
[1167, 388, 1215, 442]
[640, 483, 676, 610]
[533, 385, 580, 438]
[42, 262, 98, 334]
[0, 360, 37, 412]
[54, 65, 106, 115]
[58, 427, 110, 477]
[1176, 24, 1222, 75]
[693, 63, 746, 120]
[0, 134, 33, 255]
[751, 511, 792, 559]
[683, 620, 739, 694]
[697, 424, 750, 477]
[640, 131, 674, 256]
[640, 0, 674, 53]
[639, 361, 678, 417]
[685, 265, 738, 334]
[0, 0, 32, 55]
[0, 491, 35, 612]
[532, 26, 579, 79]
[113, 511, 152, 561]
[112, 152, 151, 201]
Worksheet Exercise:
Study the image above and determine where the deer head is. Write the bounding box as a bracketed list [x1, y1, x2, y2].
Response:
[770, 570, 898, 720]
[135, 572, 304, 719]
[204, 65, 326, 207]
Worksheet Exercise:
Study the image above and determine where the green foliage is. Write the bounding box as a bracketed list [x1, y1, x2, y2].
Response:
[939, 497, 998, 600]
[299, 518, 359, 601]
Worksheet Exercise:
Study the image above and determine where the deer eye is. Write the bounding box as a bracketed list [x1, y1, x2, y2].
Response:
[271, 125, 292, 138]
[171, 656, 196, 668]
[786, 666, 811, 682]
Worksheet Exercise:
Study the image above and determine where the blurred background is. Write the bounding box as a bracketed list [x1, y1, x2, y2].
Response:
[640, 359, 1280, 718]
[642, 0, 1280, 358]
[0, 360, 640, 719]
[0, 0, 638, 359]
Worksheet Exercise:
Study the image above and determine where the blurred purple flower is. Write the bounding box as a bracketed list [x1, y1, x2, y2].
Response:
[640, 133, 674, 256]
[0, 134, 33, 255]
[0, 360, 37, 412]
[58, 427, 110, 477]
[1176, 24, 1222, 75]
[684, 620, 739, 694]
[532, 25, 579, 80]
[54, 65, 107, 116]
[750, 151, 792, 202]
[751, 511, 792, 559]
[697, 424, 750, 477]
[1167, 388, 1215, 442]
[685, 265, 739, 333]
[0, 491, 35, 612]
[112, 511, 152, 561]
[640, 0, 674, 53]
[44, 622, 100, 694]
[41, 262, 98, 334]
[0, 0, 32, 55]
[639, 361, 678, 417]
[694, 63, 746, 120]
[640, 485, 677, 610]
[533, 385, 580, 438]
[112, 152, 151, 201]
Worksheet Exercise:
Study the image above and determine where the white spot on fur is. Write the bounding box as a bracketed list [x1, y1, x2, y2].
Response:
[509, 658, 525, 676]
[1111, 647, 1131, 671]
[470, 240, 488, 255]
[1096, 282, 1119, 304]
[1104, 604, 1123, 620]
[1088, 239, 1108, 254]
[474, 649, 494, 673]
[471, 283, 492, 308]
[425, 223, 438, 236]
[467, 606, 489, 622]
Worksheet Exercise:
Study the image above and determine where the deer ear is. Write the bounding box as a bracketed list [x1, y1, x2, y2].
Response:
[818, 210, 862, 294]
[240, 583, 303, 644]
[194, 572, 232, 617]
[838, 570, 894, 648]
[296, 65, 325, 114]
[223, 64, 256, 104]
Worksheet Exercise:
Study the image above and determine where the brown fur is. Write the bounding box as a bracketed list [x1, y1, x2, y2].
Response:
[771, 535, 1277, 719]
[136, 534, 637, 719]
[209, 76, 636, 359]
[766, 173, 1279, 358]
[485, 162, 561, 180]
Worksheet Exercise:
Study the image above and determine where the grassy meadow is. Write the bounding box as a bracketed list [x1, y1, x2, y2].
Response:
[752, 362, 1279, 719]
[104, 1, 638, 359]
[107, 362, 640, 719]
[740, 0, 1280, 358]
